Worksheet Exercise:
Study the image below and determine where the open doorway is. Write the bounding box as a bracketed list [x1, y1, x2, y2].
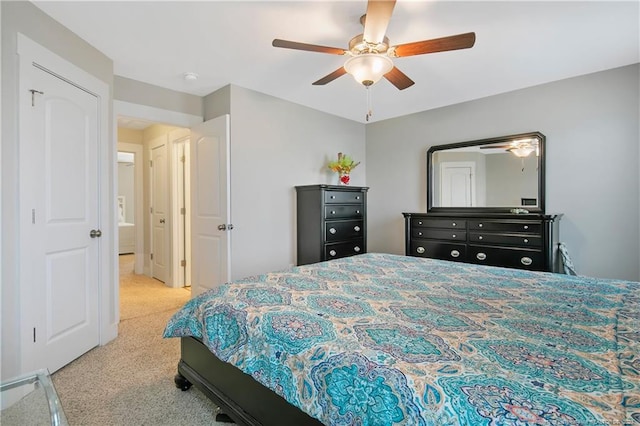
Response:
[117, 116, 191, 290]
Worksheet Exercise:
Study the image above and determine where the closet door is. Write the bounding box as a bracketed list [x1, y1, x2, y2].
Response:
[20, 61, 100, 373]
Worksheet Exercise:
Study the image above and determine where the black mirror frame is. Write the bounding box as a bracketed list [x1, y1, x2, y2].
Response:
[427, 131, 546, 213]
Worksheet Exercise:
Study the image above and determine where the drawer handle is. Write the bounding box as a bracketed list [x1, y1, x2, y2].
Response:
[329, 250, 337, 256]
[478, 236, 483, 240]
[476, 252, 487, 261]
[354, 246, 361, 253]
[523, 238, 529, 243]
[478, 223, 483, 228]
[354, 226, 361, 232]
[450, 250, 460, 258]
[521, 257, 533, 266]
[523, 225, 529, 230]
[416, 246, 425, 254]
[329, 228, 337, 234]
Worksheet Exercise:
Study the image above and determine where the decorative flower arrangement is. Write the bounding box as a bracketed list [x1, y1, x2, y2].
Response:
[328, 153, 360, 185]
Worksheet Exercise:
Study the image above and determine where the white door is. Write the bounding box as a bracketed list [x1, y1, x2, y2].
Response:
[19, 63, 100, 373]
[190, 115, 231, 297]
[151, 143, 169, 282]
[441, 162, 475, 207]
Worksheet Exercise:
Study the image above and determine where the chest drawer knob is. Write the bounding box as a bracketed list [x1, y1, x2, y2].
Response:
[354, 246, 361, 253]
[329, 228, 337, 234]
[354, 226, 361, 232]
[418, 231, 423, 236]
[356, 196, 361, 200]
[450, 250, 460, 258]
[523, 225, 529, 230]
[478, 223, 483, 228]
[416, 246, 425, 254]
[418, 221, 423, 225]
[476, 252, 487, 261]
[329, 250, 337, 257]
[331, 210, 336, 215]
[330, 195, 336, 199]
[356, 210, 361, 214]
[452, 222, 457, 227]
[452, 234, 457, 238]
[521, 257, 533, 266]
[478, 235, 483, 240]
[523, 238, 529, 243]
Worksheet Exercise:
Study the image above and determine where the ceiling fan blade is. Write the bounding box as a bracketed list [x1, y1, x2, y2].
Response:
[392, 32, 476, 57]
[480, 145, 512, 149]
[363, 0, 396, 44]
[272, 39, 347, 55]
[384, 67, 414, 90]
[312, 67, 347, 85]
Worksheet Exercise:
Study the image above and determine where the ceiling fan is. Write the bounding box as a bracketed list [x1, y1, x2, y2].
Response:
[272, 0, 476, 90]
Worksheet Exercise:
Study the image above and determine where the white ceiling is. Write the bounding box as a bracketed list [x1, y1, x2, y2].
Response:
[33, 1, 639, 124]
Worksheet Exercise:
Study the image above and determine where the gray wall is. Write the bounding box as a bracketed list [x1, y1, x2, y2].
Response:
[1, 1, 114, 380]
[225, 85, 366, 279]
[366, 64, 640, 281]
[114, 75, 203, 117]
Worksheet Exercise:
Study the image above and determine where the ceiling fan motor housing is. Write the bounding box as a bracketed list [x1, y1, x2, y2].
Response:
[349, 34, 390, 55]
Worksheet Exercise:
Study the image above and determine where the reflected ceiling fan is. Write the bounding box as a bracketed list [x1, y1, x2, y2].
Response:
[272, 0, 476, 90]
[480, 137, 540, 157]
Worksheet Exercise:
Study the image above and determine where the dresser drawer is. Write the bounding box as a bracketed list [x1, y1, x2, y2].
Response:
[325, 205, 363, 219]
[468, 245, 543, 270]
[325, 191, 365, 204]
[325, 240, 365, 260]
[325, 220, 364, 242]
[412, 218, 465, 229]
[468, 220, 541, 233]
[409, 239, 466, 262]
[469, 233, 541, 247]
[412, 228, 466, 241]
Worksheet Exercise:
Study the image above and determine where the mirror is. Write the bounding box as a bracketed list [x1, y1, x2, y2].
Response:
[427, 131, 545, 213]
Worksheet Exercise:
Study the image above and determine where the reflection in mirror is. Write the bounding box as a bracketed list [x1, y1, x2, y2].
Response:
[428, 132, 545, 212]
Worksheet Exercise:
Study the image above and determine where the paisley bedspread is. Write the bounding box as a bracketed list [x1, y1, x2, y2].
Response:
[164, 253, 640, 425]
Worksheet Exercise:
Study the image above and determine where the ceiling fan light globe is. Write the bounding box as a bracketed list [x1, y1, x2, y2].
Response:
[344, 54, 394, 86]
[508, 146, 535, 157]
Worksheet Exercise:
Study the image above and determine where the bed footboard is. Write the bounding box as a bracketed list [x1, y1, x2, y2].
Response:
[176, 337, 323, 426]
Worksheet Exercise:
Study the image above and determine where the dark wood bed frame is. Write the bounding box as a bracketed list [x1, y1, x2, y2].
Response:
[174, 337, 324, 426]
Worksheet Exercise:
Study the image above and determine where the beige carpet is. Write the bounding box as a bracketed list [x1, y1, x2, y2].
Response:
[44, 255, 227, 425]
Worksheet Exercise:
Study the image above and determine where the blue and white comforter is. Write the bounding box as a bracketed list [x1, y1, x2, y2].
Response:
[164, 253, 640, 425]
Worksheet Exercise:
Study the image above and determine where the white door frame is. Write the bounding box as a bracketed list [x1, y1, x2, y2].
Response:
[170, 129, 191, 288]
[17, 34, 116, 367]
[117, 142, 144, 274]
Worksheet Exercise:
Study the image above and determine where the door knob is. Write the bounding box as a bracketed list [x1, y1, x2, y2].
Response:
[90, 229, 102, 238]
[217, 224, 227, 231]
[159, 219, 165, 224]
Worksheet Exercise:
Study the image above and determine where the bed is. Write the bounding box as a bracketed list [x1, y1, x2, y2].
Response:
[164, 253, 639, 425]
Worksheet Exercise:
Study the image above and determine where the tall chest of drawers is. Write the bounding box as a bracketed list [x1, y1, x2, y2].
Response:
[296, 185, 368, 266]
[403, 213, 562, 272]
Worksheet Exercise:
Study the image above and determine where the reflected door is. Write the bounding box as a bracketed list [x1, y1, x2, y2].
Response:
[441, 162, 475, 207]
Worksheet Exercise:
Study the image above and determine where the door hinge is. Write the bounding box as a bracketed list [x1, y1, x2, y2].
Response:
[180, 259, 186, 267]
[150, 160, 153, 167]
[32, 209, 36, 224]
[180, 155, 185, 163]
[33, 327, 36, 343]
[150, 207, 153, 214]
[180, 207, 186, 215]
[150, 253, 154, 260]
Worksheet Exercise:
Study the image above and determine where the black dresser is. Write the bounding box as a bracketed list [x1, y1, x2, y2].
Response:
[403, 212, 562, 272]
[295, 185, 368, 266]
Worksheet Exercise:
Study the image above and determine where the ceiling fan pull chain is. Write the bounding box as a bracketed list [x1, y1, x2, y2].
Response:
[366, 86, 373, 122]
